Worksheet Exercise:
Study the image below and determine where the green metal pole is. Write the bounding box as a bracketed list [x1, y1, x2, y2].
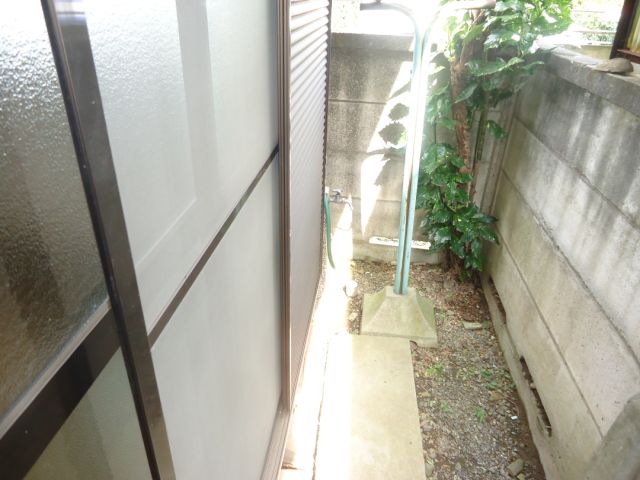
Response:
[394, 27, 423, 294]
[362, 0, 495, 294]
[400, 23, 436, 294]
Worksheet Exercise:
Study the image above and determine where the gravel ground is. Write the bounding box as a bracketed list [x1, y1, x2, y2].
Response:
[346, 260, 545, 480]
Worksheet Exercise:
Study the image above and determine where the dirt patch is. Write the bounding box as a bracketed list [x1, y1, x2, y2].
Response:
[347, 260, 544, 480]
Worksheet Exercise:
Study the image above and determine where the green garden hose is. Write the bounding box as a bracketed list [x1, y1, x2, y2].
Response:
[323, 191, 336, 269]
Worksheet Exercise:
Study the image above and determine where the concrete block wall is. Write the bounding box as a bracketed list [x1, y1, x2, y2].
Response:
[326, 33, 439, 263]
[485, 49, 640, 479]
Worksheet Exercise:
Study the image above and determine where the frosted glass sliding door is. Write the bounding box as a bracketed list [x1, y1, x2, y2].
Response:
[85, 0, 278, 331]
[84, 0, 282, 477]
[0, 2, 155, 478]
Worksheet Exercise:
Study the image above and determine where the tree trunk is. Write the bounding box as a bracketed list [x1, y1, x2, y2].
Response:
[450, 58, 472, 174]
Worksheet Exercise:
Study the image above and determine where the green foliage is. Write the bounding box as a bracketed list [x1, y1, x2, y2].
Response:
[417, 0, 571, 277]
[480, 368, 493, 380]
[484, 380, 499, 390]
[416, 143, 498, 274]
[571, 1, 620, 44]
[440, 400, 453, 413]
[475, 406, 487, 423]
[426, 360, 446, 377]
[479, 367, 500, 389]
[378, 0, 571, 278]
[444, 0, 570, 112]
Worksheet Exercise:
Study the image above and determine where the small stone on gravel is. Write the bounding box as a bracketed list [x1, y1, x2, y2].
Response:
[490, 391, 504, 401]
[507, 458, 524, 477]
[425, 460, 435, 476]
[462, 321, 484, 330]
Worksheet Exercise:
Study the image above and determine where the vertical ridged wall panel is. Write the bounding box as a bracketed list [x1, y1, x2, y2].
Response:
[287, 0, 329, 387]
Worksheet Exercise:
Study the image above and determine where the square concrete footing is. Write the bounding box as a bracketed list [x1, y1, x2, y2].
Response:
[361, 286, 438, 347]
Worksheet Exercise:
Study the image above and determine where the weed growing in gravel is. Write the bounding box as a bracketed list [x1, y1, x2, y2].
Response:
[475, 406, 487, 423]
[427, 360, 446, 377]
[479, 368, 493, 380]
[440, 400, 452, 413]
[484, 380, 499, 391]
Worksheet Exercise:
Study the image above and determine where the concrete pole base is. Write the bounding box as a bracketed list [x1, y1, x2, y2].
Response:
[361, 286, 438, 347]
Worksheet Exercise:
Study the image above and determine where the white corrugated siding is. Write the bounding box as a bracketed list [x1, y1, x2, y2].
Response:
[287, 0, 329, 387]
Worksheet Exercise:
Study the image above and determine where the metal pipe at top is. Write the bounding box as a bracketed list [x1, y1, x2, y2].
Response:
[360, 1, 423, 295]
[360, 0, 495, 294]
[399, 0, 496, 293]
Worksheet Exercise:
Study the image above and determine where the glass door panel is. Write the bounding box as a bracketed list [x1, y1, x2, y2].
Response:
[0, 0, 108, 428]
[0, 2, 154, 478]
[84, 0, 279, 331]
[24, 350, 152, 480]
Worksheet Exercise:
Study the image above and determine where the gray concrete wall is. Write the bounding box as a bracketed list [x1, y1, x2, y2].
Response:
[326, 33, 439, 263]
[485, 48, 640, 480]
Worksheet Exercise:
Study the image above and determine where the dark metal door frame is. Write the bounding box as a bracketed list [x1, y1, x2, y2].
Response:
[277, 0, 293, 411]
[0, 1, 175, 478]
[39, 0, 176, 477]
[0, 305, 121, 479]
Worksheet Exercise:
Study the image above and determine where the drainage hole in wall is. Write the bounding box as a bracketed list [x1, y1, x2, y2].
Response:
[520, 356, 552, 437]
[488, 277, 507, 320]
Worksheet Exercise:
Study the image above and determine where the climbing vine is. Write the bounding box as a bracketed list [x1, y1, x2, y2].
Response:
[381, 0, 572, 278]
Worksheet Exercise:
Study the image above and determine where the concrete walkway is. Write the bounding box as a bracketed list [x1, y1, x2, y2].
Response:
[280, 205, 426, 479]
[315, 334, 425, 480]
[279, 272, 426, 479]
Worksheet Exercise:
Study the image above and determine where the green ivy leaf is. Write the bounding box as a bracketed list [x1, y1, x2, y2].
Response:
[462, 24, 485, 46]
[467, 58, 507, 76]
[505, 56, 525, 68]
[433, 227, 452, 244]
[484, 29, 521, 49]
[486, 120, 507, 138]
[450, 237, 465, 258]
[454, 82, 478, 103]
[430, 84, 451, 97]
[409, 0, 570, 277]
[449, 154, 465, 169]
[494, 0, 525, 12]
[468, 57, 524, 77]
[437, 117, 457, 130]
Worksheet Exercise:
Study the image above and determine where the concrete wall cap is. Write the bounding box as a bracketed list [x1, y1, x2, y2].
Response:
[332, 32, 413, 53]
[542, 46, 640, 118]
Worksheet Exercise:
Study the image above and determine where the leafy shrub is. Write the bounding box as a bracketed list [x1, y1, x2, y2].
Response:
[380, 0, 572, 279]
